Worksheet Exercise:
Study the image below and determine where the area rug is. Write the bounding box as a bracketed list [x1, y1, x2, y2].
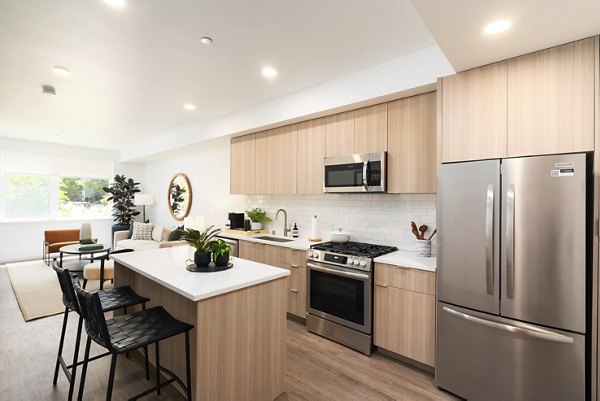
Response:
[5, 259, 107, 322]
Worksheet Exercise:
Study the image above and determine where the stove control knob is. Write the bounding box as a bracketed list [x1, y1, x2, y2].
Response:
[308, 251, 314, 258]
[314, 253, 319, 259]
[348, 258, 355, 265]
[359, 260, 367, 267]
[353, 259, 360, 266]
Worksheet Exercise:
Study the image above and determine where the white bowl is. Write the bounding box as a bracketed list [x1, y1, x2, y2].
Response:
[330, 231, 351, 242]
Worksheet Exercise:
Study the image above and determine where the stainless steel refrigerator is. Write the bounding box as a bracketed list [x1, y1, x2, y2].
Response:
[437, 153, 592, 401]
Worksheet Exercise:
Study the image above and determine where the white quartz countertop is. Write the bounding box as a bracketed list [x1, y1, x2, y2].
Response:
[218, 231, 322, 251]
[112, 246, 290, 302]
[374, 250, 436, 272]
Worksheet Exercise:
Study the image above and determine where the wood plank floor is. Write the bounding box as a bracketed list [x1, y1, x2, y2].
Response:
[0, 266, 458, 400]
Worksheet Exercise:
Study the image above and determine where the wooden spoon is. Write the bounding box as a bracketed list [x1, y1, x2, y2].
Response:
[418, 224, 428, 240]
[411, 221, 420, 239]
[428, 229, 437, 240]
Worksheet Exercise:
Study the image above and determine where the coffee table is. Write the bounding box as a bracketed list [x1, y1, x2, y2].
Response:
[59, 244, 111, 273]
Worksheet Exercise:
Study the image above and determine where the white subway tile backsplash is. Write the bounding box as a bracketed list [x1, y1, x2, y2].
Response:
[245, 193, 438, 253]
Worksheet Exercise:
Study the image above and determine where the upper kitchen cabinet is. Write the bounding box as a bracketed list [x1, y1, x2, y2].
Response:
[297, 117, 326, 194]
[507, 37, 596, 156]
[354, 103, 388, 154]
[388, 92, 436, 193]
[441, 62, 508, 162]
[255, 125, 298, 194]
[230, 134, 256, 194]
[326, 110, 355, 157]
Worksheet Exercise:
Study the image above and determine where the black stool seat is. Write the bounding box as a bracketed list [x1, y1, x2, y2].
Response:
[99, 287, 150, 313]
[105, 307, 193, 353]
[75, 286, 194, 401]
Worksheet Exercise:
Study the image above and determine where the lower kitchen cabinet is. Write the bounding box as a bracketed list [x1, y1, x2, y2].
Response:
[374, 263, 435, 368]
[238, 241, 306, 318]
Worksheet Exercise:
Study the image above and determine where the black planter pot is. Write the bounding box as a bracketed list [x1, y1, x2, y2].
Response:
[213, 252, 230, 267]
[194, 252, 211, 267]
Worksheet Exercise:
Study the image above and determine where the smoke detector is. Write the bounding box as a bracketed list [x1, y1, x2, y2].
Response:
[42, 85, 56, 95]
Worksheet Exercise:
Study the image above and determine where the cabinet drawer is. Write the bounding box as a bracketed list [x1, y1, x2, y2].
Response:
[374, 263, 435, 295]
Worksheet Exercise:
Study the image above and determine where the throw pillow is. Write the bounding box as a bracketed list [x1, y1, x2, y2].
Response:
[162, 227, 174, 241]
[152, 225, 164, 242]
[131, 222, 154, 240]
[167, 225, 186, 241]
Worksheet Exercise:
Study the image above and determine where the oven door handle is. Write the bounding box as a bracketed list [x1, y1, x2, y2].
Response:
[307, 262, 370, 280]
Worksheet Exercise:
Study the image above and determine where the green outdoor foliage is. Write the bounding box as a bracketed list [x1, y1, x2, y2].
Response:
[210, 239, 231, 262]
[4, 175, 50, 218]
[245, 208, 272, 223]
[103, 174, 141, 225]
[184, 225, 221, 254]
[59, 177, 83, 202]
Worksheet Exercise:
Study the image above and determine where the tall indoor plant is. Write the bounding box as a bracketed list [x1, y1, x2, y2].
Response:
[103, 174, 141, 235]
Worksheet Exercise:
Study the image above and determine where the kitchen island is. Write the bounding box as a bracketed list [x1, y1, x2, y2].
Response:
[112, 245, 289, 401]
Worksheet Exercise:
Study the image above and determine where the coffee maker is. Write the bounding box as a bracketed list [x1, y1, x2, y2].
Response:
[227, 213, 246, 230]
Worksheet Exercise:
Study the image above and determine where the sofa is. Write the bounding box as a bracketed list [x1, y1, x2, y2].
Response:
[113, 229, 187, 251]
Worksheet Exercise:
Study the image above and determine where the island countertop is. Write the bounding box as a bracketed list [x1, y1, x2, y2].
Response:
[112, 245, 290, 302]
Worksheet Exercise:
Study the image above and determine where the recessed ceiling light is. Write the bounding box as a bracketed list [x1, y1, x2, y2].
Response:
[183, 103, 196, 111]
[261, 67, 278, 78]
[104, 0, 125, 7]
[484, 19, 511, 35]
[42, 85, 56, 95]
[200, 37, 213, 45]
[53, 66, 70, 77]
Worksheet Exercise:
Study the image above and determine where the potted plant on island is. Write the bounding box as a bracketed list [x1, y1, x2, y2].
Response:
[103, 174, 141, 237]
[210, 239, 232, 267]
[245, 208, 272, 230]
[184, 225, 221, 267]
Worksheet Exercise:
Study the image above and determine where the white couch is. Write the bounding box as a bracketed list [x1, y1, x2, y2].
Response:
[113, 230, 187, 251]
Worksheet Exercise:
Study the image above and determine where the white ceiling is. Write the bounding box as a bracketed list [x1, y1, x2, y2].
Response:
[0, 0, 435, 151]
[1, 0, 599, 157]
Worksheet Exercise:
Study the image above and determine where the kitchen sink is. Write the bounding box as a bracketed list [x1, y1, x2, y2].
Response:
[254, 236, 294, 243]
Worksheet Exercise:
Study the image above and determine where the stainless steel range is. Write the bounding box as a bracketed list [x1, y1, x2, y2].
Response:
[306, 241, 397, 355]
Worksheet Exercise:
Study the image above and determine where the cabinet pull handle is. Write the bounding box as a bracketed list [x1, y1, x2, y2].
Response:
[290, 289, 298, 293]
[291, 264, 299, 268]
[375, 283, 388, 288]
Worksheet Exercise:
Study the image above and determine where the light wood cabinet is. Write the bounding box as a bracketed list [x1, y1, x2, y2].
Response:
[354, 104, 387, 153]
[373, 263, 435, 367]
[255, 126, 298, 194]
[297, 118, 326, 194]
[239, 240, 258, 261]
[326, 111, 355, 157]
[388, 92, 436, 193]
[230, 134, 256, 194]
[507, 37, 595, 156]
[441, 62, 508, 162]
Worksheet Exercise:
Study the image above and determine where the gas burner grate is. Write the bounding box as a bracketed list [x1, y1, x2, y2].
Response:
[311, 241, 397, 258]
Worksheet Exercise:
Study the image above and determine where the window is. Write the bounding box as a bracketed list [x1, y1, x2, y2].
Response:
[0, 151, 113, 220]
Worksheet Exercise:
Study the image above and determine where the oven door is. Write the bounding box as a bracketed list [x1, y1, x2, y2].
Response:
[307, 261, 372, 334]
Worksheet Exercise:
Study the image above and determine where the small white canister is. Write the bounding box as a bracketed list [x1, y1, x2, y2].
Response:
[415, 239, 431, 257]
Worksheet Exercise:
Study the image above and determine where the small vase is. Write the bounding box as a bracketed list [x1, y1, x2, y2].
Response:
[194, 251, 211, 267]
[250, 221, 262, 230]
[415, 239, 431, 257]
[213, 252, 230, 267]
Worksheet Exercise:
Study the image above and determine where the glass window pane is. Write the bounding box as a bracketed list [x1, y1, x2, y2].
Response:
[59, 177, 110, 218]
[2, 174, 50, 218]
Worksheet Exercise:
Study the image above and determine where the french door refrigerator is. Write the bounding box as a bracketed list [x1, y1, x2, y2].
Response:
[437, 152, 592, 401]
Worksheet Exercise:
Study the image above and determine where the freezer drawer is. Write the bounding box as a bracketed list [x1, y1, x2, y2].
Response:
[437, 302, 585, 401]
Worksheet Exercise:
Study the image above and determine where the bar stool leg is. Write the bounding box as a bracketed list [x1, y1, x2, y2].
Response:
[53, 306, 70, 385]
[77, 337, 92, 401]
[185, 331, 192, 401]
[67, 314, 84, 401]
[155, 341, 161, 395]
[106, 354, 118, 401]
[144, 345, 150, 380]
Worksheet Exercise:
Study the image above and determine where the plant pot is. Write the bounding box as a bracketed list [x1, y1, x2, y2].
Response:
[213, 252, 230, 267]
[194, 251, 211, 267]
[250, 221, 262, 230]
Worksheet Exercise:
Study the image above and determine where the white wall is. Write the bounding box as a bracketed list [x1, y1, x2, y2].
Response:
[0, 137, 145, 264]
[143, 136, 245, 230]
[246, 193, 438, 254]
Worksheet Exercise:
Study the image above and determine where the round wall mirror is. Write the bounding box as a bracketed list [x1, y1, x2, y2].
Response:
[168, 173, 192, 221]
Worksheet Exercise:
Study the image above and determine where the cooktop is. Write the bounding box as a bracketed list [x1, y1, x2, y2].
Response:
[310, 241, 397, 258]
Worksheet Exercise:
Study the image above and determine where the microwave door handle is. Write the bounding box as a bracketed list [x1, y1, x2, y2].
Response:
[363, 157, 369, 191]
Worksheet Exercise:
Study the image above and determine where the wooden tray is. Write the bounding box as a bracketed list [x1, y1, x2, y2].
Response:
[222, 229, 268, 236]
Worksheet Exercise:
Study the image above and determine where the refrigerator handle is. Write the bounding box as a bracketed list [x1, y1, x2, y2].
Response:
[485, 184, 494, 295]
[506, 185, 515, 298]
[442, 307, 574, 344]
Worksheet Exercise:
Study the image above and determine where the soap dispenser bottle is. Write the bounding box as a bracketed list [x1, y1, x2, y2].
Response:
[292, 223, 299, 238]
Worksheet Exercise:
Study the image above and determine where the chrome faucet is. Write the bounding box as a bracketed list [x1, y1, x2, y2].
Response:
[276, 208, 290, 237]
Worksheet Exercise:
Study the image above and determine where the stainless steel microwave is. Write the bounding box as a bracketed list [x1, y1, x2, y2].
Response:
[323, 151, 386, 193]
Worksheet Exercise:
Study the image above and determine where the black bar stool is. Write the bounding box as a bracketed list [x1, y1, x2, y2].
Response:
[74, 284, 194, 401]
[52, 260, 150, 401]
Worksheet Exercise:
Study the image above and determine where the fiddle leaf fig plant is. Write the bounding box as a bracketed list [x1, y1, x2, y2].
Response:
[184, 225, 221, 255]
[103, 174, 141, 225]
